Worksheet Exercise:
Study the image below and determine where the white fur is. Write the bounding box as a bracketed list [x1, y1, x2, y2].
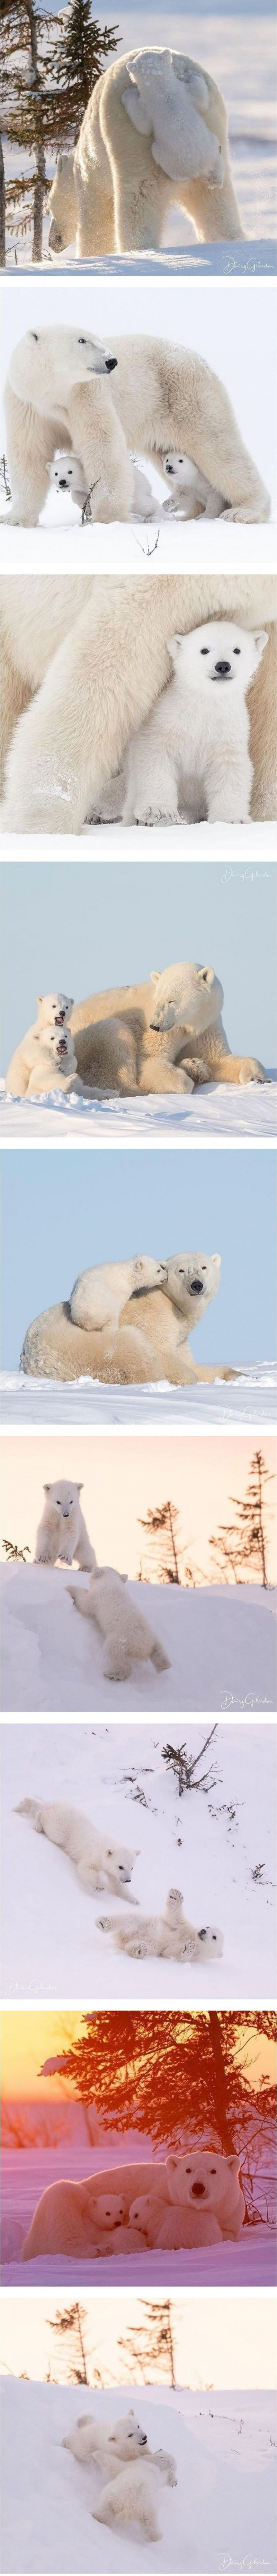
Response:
[48, 451, 89, 510]
[163, 449, 225, 519]
[35, 1479, 95, 1569]
[166, 2148, 245, 2237]
[92, 2458, 162, 2540]
[6, 993, 73, 1097]
[70, 1255, 167, 1334]
[97, 1885, 224, 1959]
[68, 1564, 170, 1683]
[15, 1797, 139, 1901]
[123, 49, 222, 184]
[24, 1025, 79, 1098]
[63, 2409, 177, 2543]
[47, 47, 243, 259]
[123, 621, 269, 825]
[21, 2184, 125, 2261]
[4, 335, 268, 536]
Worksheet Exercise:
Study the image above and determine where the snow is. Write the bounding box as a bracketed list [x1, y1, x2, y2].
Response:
[1, 507, 275, 581]
[1, 1716, 276, 1999]
[1, 1363, 276, 1430]
[1, 1078, 276, 1142]
[3, 11, 276, 267]
[1, 2380, 276, 2573]
[2, 2228, 276, 2289]
[1, 1566, 276, 1714]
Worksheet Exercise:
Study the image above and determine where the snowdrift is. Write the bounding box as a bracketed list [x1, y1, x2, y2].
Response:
[1, 2380, 276, 2574]
[1, 1362, 276, 1430]
[1, 1567, 276, 1715]
[1, 1078, 276, 1143]
[1, 1717, 276, 2002]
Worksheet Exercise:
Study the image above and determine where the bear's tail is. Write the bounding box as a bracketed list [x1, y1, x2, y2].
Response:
[151, 1642, 171, 1672]
[14, 1798, 39, 1822]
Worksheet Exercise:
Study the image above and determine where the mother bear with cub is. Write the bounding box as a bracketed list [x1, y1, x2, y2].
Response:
[47, 45, 245, 254]
[20, 2148, 245, 2259]
[3, 328, 269, 530]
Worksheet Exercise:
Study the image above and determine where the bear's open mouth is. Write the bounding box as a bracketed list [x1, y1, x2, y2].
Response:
[55, 1011, 66, 1025]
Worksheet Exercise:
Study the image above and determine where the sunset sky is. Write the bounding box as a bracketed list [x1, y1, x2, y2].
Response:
[1, 2008, 276, 2099]
[1, 1434, 276, 1586]
[1, 2292, 275, 2391]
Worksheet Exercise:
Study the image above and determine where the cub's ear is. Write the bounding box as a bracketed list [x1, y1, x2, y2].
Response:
[76, 1482, 83, 1492]
[37, 994, 43, 1004]
[253, 628, 268, 660]
[43, 1483, 51, 1494]
[150, 969, 160, 984]
[167, 632, 182, 661]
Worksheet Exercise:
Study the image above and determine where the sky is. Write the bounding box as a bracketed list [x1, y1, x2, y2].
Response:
[1, 2292, 276, 2390]
[1, 2007, 276, 2100]
[1, 860, 276, 1075]
[2, 280, 275, 511]
[1, 1147, 276, 1372]
[1, 1432, 276, 1582]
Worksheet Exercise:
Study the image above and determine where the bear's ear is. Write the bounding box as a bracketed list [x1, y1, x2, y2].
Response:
[166, 2154, 178, 2171]
[227, 2153, 240, 2171]
[43, 1483, 51, 1493]
[253, 628, 268, 661]
[167, 633, 182, 661]
[75, 1482, 83, 1492]
[37, 995, 43, 1004]
[150, 969, 161, 984]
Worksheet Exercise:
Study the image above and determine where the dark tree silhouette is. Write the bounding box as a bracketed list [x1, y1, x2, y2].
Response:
[162, 1727, 218, 1799]
[42, 2009, 276, 2224]
[1, 0, 119, 258]
[118, 2299, 178, 2387]
[209, 1448, 274, 1588]
[46, 2303, 91, 2384]
[137, 1500, 203, 1588]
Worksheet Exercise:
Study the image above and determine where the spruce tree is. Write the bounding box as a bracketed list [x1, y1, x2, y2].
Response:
[53, 4, 118, 133]
[1, 0, 119, 261]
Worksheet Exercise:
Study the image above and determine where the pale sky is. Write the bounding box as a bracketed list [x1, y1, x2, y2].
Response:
[1, 2007, 276, 2100]
[1, 1435, 276, 1585]
[1, 2293, 276, 2391]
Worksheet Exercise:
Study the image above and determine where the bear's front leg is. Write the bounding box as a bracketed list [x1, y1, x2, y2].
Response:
[124, 740, 179, 828]
[35, 1542, 56, 1565]
[205, 752, 253, 825]
[102, 1645, 132, 1682]
[66, 1583, 92, 1615]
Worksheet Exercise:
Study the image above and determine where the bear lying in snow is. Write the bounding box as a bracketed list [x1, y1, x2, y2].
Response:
[129, 2151, 244, 2245]
[98, 1885, 223, 1959]
[20, 1249, 238, 1391]
[7, 962, 269, 1103]
[35, 1480, 95, 1569]
[21, 2186, 126, 2261]
[23, 1026, 81, 1098]
[15, 1797, 140, 1901]
[123, 623, 269, 827]
[129, 2192, 222, 2248]
[68, 1565, 170, 1682]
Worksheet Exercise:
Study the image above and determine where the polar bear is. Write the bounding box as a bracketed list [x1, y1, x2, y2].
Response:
[163, 450, 225, 519]
[166, 2148, 245, 2238]
[15, 1797, 139, 1900]
[129, 2190, 222, 2248]
[35, 1480, 95, 1568]
[48, 449, 158, 524]
[97, 1887, 224, 1959]
[6, 993, 73, 1097]
[3, 333, 269, 532]
[23, 1026, 82, 1098]
[123, 623, 269, 825]
[70, 1256, 166, 1335]
[48, 48, 244, 255]
[3, 330, 133, 530]
[63, 2408, 176, 2479]
[2, 575, 275, 834]
[20, 1249, 238, 1391]
[148, 961, 268, 1088]
[92, 2459, 162, 2540]
[21, 2183, 125, 2261]
[68, 1565, 171, 1683]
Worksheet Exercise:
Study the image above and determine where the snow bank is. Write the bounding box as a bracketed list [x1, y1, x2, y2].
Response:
[1, 1567, 276, 1714]
[1, 1717, 276, 2000]
[1, 1077, 276, 1140]
[1, 2380, 276, 2574]
[2, 2225, 276, 2291]
[1, 1364, 276, 1429]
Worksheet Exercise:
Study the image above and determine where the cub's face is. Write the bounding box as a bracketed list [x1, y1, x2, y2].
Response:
[168, 622, 268, 696]
[37, 993, 73, 1029]
[43, 1479, 82, 1525]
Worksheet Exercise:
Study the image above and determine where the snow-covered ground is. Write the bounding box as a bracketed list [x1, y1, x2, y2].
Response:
[1, 1717, 276, 1999]
[1, 504, 275, 580]
[2, 2224, 276, 2289]
[1, 1364, 276, 1429]
[1, 1080, 276, 1142]
[1, 1566, 276, 1714]
[1, 2381, 276, 2574]
[3, 9, 276, 270]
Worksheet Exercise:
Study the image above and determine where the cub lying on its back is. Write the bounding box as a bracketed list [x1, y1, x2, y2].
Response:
[97, 1885, 224, 1959]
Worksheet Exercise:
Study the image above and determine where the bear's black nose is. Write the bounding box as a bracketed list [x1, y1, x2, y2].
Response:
[191, 2181, 205, 2197]
[63, 1509, 70, 1518]
[106, 356, 117, 371]
[214, 660, 231, 676]
[190, 1279, 203, 1295]
[59, 478, 68, 488]
[166, 463, 173, 473]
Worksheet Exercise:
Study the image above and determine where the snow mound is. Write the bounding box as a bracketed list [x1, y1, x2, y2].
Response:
[2, 2229, 276, 2292]
[1, 2380, 276, 2574]
[2, 1080, 276, 1141]
[1, 1566, 276, 1713]
[1, 1363, 276, 1429]
[1, 1717, 276, 2001]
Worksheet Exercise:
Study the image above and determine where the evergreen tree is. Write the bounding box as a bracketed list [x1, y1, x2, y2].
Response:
[1, 0, 119, 260]
[53, 3, 118, 133]
[41, 2007, 276, 2223]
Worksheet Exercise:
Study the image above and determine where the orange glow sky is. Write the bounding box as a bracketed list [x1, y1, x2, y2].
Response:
[1, 2291, 275, 2390]
[1, 1433, 276, 1584]
[1, 2008, 276, 2100]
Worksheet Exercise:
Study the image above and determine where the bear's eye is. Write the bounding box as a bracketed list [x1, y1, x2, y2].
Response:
[78, 336, 86, 344]
[233, 646, 241, 654]
[186, 2165, 191, 2173]
[107, 1849, 112, 1856]
[30, 332, 38, 341]
[200, 647, 209, 655]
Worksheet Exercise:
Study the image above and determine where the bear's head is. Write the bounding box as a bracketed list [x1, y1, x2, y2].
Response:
[43, 1478, 83, 1527]
[36, 993, 73, 1030]
[163, 1252, 221, 1318]
[102, 1838, 140, 1884]
[89, 2193, 124, 2230]
[149, 960, 224, 1037]
[166, 2150, 242, 2212]
[106, 2410, 149, 2458]
[167, 622, 269, 698]
[9, 327, 118, 412]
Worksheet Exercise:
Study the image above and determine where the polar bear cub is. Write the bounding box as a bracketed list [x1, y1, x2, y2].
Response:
[129, 2190, 221, 2249]
[48, 450, 157, 522]
[6, 992, 74, 1097]
[64, 2409, 152, 2466]
[123, 49, 223, 183]
[35, 1480, 95, 1568]
[21, 2183, 125, 2261]
[163, 451, 225, 519]
[68, 1564, 170, 1682]
[123, 622, 269, 826]
[70, 1255, 167, 1334]
[98, 1886, 223, 1959]
[15, 1797, 139, 1900]
[25, 1026, 79, 1096]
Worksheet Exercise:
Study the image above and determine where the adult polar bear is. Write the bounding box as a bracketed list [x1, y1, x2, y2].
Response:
[3, 329, 269, 532]
[20, 1250, 236, 1389]
[1, 575, 275, 835]
[48, 47, 244, 255]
